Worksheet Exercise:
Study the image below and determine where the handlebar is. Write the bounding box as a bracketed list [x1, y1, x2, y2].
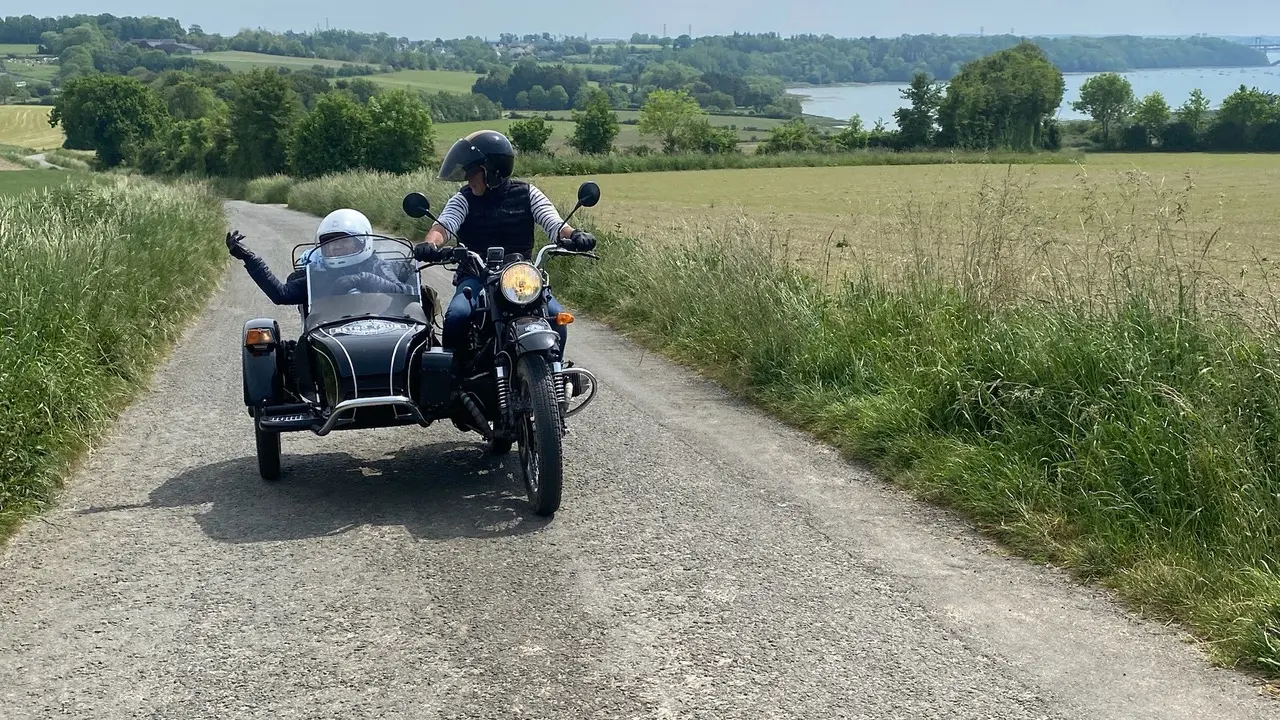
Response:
[415, 243, 598, 272]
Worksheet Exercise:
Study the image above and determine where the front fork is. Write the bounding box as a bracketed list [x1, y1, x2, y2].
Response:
[491, 351, 572, 439]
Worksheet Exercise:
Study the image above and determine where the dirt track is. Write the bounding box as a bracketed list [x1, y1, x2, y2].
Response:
[1, 200, 1276, 719]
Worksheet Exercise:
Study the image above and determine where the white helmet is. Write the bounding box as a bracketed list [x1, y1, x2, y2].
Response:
[314, 208, 374, 269]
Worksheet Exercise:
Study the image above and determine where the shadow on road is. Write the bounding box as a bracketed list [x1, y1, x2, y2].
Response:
[81, 441, 551, 544]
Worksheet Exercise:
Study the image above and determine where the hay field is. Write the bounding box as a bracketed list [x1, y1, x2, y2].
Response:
[533, 153, 1280, 288]
[0, 105, 63, 151]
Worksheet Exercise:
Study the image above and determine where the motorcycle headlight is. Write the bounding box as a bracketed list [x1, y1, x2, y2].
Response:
[500, 262, 543, 305]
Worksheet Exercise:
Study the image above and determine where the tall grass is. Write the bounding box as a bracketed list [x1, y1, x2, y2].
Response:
[551, 167, 1280, 674]
[0, 175, 227, 540]
[272, 164, 1280, 673]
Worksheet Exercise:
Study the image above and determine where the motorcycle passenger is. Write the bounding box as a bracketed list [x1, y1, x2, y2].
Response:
[227, 208, 419, 306]
[410, 130, 596, 373]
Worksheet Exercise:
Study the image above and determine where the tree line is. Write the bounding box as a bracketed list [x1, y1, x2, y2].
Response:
[468, 56, 800, 116]
[5, 13, 1271, 86]
[1071, 76, 1280, 152]
[590, 33, 1267, 85]
[754, 43, 1280, 155]
[49, 68, 452, 179]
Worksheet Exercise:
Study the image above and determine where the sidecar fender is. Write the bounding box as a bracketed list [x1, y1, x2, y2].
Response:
[242, 318, 283, 409]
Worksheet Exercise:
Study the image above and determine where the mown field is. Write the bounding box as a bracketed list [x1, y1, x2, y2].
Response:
[202, 51, 484, 94]
[0, 168, 76, 195]
[2, 58, 57, 83]
[366, 69, 484, 94]
[0, 105, 63, 150]
[258, 151, 1280, 674]
[0, 43, 39, 54]
[202, 50, 375, 71]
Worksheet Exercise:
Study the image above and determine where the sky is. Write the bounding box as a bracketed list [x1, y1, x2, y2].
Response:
[12, 0, 1280, 40]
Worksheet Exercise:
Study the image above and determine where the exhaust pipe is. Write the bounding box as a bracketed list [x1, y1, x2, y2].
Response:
[460, 393, 492, 439]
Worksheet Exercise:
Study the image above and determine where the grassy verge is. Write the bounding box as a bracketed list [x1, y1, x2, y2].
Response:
[276, 165, 1280, 675]
[41, 148, 94, 171]
[0, 175, 229, 542]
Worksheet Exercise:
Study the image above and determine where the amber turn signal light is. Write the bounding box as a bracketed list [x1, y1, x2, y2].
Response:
[555, 312, 575, 325]
[245, 328, 274, 346]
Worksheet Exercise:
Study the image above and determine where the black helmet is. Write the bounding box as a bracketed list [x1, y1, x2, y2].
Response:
[438, 130, 516, 189]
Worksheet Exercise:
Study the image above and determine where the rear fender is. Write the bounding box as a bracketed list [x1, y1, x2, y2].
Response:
[242, 317, 283, 409]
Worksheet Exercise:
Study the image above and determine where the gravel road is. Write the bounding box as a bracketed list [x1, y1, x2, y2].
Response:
[2, 200, 1277, 719]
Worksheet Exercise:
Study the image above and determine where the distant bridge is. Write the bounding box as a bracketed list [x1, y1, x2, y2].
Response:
[1251, 38, 1280, 52]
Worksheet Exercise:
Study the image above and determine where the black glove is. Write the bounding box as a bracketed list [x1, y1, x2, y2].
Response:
[336, 273, 400, 295]
[226, 230, 253, 260]
[562, 229, 596, 252]
[413, 242, 447, 262]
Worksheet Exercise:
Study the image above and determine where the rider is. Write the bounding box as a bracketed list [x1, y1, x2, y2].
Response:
[410, 130, 596, 368]
[227, 208, 419, 306]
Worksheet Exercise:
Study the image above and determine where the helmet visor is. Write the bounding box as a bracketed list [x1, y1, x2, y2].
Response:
[438, 138, 487, 182]
[318, 232, 364, 257]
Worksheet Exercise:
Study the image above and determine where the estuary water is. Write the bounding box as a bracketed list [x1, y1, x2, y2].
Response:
[789, 53, 1280, 126]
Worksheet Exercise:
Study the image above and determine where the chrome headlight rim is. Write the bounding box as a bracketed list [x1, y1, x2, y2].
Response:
[499, 261, 544, 306]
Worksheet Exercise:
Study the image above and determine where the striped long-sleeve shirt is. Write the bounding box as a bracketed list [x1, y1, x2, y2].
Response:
[434, 184, 566, 240]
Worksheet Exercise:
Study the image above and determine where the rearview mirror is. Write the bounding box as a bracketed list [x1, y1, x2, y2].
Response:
[403, 192, 430, 218]
[577, 181, 601, 208]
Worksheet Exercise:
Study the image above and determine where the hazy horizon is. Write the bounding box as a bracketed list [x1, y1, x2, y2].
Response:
[10, 1, 1280, 41]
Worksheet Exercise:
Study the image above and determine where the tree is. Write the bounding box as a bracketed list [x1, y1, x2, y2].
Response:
[229, 68, 299, 177]
[365, 89, 434, 174]
[1072, 72, 1133, 146]
[335, 77, 380, 104]
[509, 117, 554, 154]
[0, 75, 16, 102]
[638, 88, 704, 153]
[546, 84, 570, 110]
[568, 89, 618, 155]
[678, 119, 739, 154]
[49, 74, 169, 167]
[1206, 85, 1278, 150]
[139, 114, 233, 177]
[164, 79, 221, 121]
[937, 42, 1064, 151]
[289, 91, 369, 178]
[1176, 88, 1211, 135]
[1161, 121, 1198, 151]
[831, 115, 868, 150]
[893, 72, 942, 148]
[1132, 91, 1171, 147]
[758, 118, 825, 154]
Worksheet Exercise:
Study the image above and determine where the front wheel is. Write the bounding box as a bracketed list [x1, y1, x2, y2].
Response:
[515, 353, 563, 517]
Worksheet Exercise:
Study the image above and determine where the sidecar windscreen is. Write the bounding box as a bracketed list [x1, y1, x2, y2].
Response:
[302, 235, 429, 331]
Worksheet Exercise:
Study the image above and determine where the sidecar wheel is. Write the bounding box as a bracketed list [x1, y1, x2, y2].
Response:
[256, 426, 282, 481]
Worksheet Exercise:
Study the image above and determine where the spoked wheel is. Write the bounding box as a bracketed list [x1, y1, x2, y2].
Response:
[514, 353, 564, 517]
[255, 422, 282, 482]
